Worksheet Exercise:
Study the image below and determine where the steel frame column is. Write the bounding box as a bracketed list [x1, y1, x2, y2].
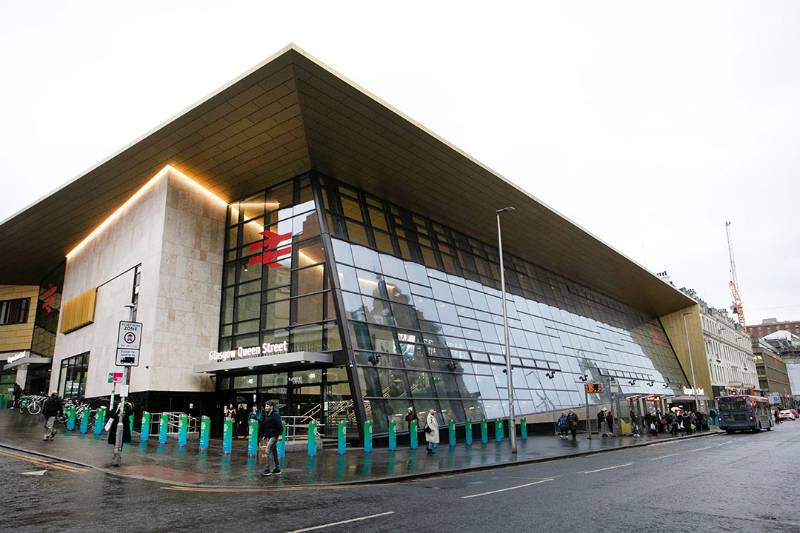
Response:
[310, 172, 367, 439]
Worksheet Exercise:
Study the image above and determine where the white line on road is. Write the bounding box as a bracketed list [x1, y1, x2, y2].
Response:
[690, 446, 714, 452]
[287, 511, 395, 533]
[579, 463, 633, 474]
[717, 440, 734, 446]
[461, 478, 555, 499]
[649, 453, 680, 461]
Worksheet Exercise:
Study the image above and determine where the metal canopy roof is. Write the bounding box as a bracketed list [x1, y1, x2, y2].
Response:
[0, 44, 693, 316]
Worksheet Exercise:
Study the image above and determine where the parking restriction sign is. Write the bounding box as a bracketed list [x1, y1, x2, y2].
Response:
[116, 321, 142, 366]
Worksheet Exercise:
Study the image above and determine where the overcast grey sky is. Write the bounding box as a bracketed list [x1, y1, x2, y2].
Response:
[1, 1, 798, 323]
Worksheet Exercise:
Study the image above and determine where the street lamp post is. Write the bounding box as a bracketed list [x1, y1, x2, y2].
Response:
[682, 312, 701, 412]
[112, 303, 136, 467]
[496, 206, 516, 455]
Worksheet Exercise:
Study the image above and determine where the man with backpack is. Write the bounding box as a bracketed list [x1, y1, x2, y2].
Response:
[261, 401, 283, 477]
[42, 391, 64, 441]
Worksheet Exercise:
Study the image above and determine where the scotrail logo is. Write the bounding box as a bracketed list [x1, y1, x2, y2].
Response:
[247, 230, 292, 268]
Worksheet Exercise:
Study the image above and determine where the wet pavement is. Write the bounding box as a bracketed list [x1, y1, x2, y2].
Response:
[0, 409, 720, 486]
[1, 419, 798, 532]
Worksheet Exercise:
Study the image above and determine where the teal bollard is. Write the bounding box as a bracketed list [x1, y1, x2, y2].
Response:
[66, 406, 76, 431]
[307, 420, 318, 457]
[178, 414, 189, 447]
[93, 407, 106, 436]
[480, 419, 488, 445]
[409, 420, 418, 449]
[448, 419, 456, 447]
[158, 413, 169, 445]
[465, 419, 473, 446]
[140, 411, 151, 442]
[0, 395, 5, 409]
[277, 422, 286, 459]
[521, 417, 527, 440]
[363, 420, 373, 453]
[248, 419, 259, 457]
[199, 416, 210, 450]
[495, 419, 504, 442]
[222, 418, 233, 454]
[80, 409, 89, 434]
[388, 419, 397, 451]
[129, 414, 134, 436]
[337, 420, 347, 455]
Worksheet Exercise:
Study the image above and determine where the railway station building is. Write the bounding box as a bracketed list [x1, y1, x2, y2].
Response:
[0, 45, 704, 437]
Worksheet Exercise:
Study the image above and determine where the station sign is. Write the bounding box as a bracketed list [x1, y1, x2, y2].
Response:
[208, 341, 289, 363]
[585, 383, 603, 393]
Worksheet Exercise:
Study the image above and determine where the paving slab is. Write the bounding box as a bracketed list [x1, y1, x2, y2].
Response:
[0, 409, 721, 487]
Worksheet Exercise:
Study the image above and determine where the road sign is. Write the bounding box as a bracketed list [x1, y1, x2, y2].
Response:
[107, 372, 123, 384]
[116, 321, 142, 367]
[117, 321, 142, 350]
[585, 383, 603, 393]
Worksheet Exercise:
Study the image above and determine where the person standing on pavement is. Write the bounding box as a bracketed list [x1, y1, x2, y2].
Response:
[558, 412, 569, 439]
[261, 401, 283, 476]
[425, 408, 440, 454]
[106, 396, 133, 448]
[236, 403, 248, 438]
[597, 409, 607, 437]
[41, 391, 64, 441]
[568, 410, 579, 440]
[629, 409, 640, 438]
[11, 383, 23, 409]
[605, 409, 614, 436]
[405, 406, 418, 431]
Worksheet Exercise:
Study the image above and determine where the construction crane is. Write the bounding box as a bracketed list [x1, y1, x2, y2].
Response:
[725, 221, 746, 326]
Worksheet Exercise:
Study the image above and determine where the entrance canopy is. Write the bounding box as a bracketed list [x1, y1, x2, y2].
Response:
[194, 350, 334, 373]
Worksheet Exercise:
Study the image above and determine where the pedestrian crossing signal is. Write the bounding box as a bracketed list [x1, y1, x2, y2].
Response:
[585, 383, 603, 393]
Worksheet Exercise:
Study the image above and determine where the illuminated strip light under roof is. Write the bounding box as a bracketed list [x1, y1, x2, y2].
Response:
[66, 165, 228, 259]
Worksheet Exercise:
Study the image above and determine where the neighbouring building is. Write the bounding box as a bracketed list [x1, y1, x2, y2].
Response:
[762, 331, 800, 405]
[747, 318, 800, 340]
[751, 338, 792, 407]
[1, 45, 710, 437]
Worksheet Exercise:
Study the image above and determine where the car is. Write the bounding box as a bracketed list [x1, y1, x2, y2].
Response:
[778, 409, 796, 420]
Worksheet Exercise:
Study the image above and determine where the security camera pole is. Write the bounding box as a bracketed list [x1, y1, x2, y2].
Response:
[496, 206, 516, 455]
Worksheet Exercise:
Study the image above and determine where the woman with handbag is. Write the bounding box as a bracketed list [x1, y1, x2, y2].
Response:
[106, 396, 133, 448]
[424, 409, 440, 454]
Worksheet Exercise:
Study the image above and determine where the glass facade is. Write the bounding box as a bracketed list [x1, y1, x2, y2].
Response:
[58, 352, 89, 399]
[218, 173, 689, 435]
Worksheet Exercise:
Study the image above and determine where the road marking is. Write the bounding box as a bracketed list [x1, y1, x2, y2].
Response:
[717, 440, 734, 446]
[579, 463, 632, 474]
[0, 449, 84, 473]
[286, 511, 395, 532]
[649, 453, 680, 461]
[690, 446, 713, 452]
[461, 478, 555, 499]
[21, 470, 48, 476]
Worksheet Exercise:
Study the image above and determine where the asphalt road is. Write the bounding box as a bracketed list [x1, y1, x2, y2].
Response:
[2, 422, 800, 533]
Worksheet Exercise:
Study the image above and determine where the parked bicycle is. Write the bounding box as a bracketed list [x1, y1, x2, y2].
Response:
[18, 395, 48, 416]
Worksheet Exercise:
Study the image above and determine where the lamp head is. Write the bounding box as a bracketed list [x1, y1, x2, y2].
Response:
[496, 206, 515, 214]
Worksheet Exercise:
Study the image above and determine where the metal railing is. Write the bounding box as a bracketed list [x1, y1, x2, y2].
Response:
[148, 412, 200, 437]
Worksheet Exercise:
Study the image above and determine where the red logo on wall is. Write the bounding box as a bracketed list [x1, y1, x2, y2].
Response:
[247, 230, 292, 268]
[41, 284, 58, 314]
[649, 329, 663, 346]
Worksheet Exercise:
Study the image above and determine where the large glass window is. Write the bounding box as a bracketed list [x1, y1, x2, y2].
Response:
[0, 298, 30, 325]
[58, 353, 89, 399]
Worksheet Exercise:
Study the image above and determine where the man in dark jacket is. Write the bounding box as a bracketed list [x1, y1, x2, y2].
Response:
[42, 392, 64, 441]
[261, 401, 283, 476]
[107, 397, 133, 447]
[12, 383, 23, 409]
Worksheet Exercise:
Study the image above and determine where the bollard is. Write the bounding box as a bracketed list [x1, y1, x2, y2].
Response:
[178, 414, 189, 447]
[495, 419, 504, 442]
[388, 419, 397, 451]
[465, 419, 473, 446]
[363, 420, 373, 453]
[66, 406, 76, 431]
[94, 407, 106, 436]
[248, 419, 259, 457]
[277, 421, 287, 459]
[410, 419, 418, 449]
[199, 416, 210, 450]
[480, 419, 488, 445]
[129, 414, 134, 437]
[307, 420, 318, 457]
[159, 413, 169, 445]
[0, 395, 5, 409]
[337, 420, 347, 455]
[448, 419, 456, 447]
[140, 411, 151, 442]
[222, 418, 233, 454]
[80, 409, 90, 434]
[521, 417, 527, 440]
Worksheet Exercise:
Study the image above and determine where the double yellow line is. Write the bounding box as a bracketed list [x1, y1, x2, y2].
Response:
[0, 448, 86, 473]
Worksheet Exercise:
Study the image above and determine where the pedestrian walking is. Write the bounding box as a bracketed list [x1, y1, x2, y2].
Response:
[629, 409, 640, 438]
[597, 409, 607, 436]
[709, 408, 718, 426]
[41, 392, 64, 441]
[558, 412, 569, 439]
[605, 409, 614, 436]
[261, 401, 283, 477]
[568, 410, 579, 440]
[248, 405, 262, 424]
[107, 397, 133, 448]
[11, 383, 22, 409]
[425, 408, 440, 454]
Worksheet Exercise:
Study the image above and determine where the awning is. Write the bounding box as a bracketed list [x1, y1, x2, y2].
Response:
[666, 395, 711, 403]
[3, 352, 52, 369]
[194, 351, 334, 373]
